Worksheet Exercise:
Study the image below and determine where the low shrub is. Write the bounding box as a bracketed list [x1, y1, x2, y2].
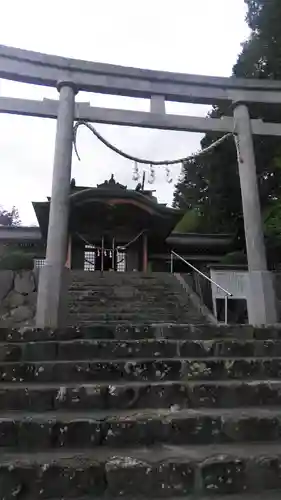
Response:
[220, 251, 247, 265]
[0, 251, 34, 270]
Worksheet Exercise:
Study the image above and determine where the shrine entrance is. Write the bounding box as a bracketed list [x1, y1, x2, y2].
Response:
[84, 237, 126, 272]
[47, 174, 179, 275]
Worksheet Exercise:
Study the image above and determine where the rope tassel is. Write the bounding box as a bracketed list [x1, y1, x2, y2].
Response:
[132, 161, 140, 181]
[165, 164, 173, 184]
[148, 164, 156, 184]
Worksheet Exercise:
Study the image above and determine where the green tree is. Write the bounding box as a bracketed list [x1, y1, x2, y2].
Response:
[174, 0, 281, 262]
[0, 206, 21, 227]
[173, 209, 204, 234]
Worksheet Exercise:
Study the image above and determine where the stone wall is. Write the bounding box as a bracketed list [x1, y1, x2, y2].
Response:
[0, 270, 37, 326]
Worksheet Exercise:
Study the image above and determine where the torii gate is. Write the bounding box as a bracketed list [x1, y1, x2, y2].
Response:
[0, 44, 280, 328]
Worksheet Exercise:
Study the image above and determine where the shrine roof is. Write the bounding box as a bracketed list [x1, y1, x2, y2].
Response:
[33, 175, 182, 239]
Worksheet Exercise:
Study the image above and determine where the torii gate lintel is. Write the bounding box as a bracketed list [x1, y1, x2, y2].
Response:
[1, 96, 281, 137]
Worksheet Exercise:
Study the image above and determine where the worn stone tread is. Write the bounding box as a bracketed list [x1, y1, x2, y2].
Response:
[1, 339, 281, 362]
[2, 441, 281, 462]
[32, 495, 281, 500]
[67, 316, 202, 325]
[2, 324, 281, 343]
[1, 355, 281, 363]
[1, 379, 281, 411]
[31, 490, 281, 500]
[2, 430, 281, 495]
[1, 407, 281, 449]
[1, 378, 281, 388]
[2, 357, 281, 383]
[1, 406, 281, 420]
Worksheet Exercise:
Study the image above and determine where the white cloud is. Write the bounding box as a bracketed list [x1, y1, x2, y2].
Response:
[0, 0, 249, 224]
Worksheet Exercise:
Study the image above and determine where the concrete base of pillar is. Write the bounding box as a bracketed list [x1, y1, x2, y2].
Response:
[247, 270, 278, 326]
[36, 264, 69, 328]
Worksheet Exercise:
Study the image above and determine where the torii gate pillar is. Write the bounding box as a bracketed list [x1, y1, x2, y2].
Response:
[233, 102, 277, 325]
[36, 82, 77, 328]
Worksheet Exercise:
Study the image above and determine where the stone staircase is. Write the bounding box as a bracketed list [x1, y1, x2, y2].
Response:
[67, 272, 208, 325]
[1, 323, 281, 498]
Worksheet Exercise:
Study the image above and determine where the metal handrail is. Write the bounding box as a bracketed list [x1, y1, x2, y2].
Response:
[170, 250, 232, 324]
[171, 250, 232, 296]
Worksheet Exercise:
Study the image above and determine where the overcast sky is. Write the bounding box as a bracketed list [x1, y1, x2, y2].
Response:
[0, 0, 249, 225]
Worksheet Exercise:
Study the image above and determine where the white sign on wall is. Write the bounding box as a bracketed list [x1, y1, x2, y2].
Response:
[210, 269, 249, 323]
[210, 270, 249, 299]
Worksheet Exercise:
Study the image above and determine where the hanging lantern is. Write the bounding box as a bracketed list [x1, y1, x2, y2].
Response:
[165, 164, 173, 184]
[132, 161, 140, 181]
[148, 164, 156, 184]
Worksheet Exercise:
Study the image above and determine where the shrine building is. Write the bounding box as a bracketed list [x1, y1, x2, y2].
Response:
[0, 175, 233, 272]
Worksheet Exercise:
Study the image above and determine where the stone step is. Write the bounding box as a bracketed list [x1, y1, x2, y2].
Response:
[68, 283, 183, 289]
[183, 495, 281, 500]
[76, 286, 184, 293]
[69, 283, 178, 290]
[68, 292, 183, 300]
[68, 318, 208, 327]
[1, 407, 281, 450]
[1, 325, 281, 343]
[68, 306, 189, 314]
[68, 296, 191, 305]
[68, 297, 189, 305]
[67, 315, 195, 324]
[1, 357, 281, 383]
[69, 276, 177, 280]
[69, 298, 193, 306]
[68, 292, 188, 300]
[68, 298, 188, 307]
[69, 283, 180, 290]
[2, 339, 281, 362]
[65, 312, 205, 326]
[68, 306, 187, 315]
[69, 272, 175, 280]
[1, 380, 281, 411]
[67, 315, 203, 325]
[2, 443, 281, 497]
[69, 285, 181, 290]
[67, 314, 189, 322]
[6, 495, 278, 500]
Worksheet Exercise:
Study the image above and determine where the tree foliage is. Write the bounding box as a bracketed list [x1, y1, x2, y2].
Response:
[173, 0, 281, 261]
[0, 251, 34, 270]
[173, 209, 204, 233]
[0, 206, 21, 227]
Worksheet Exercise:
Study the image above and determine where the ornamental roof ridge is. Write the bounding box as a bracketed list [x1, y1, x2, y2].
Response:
[97, 174, 127, 190]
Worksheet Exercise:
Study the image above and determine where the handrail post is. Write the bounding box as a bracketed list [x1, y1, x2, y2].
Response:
[170, 252, 173, 273]
[112, 237, 115, 271]
[101, 236, 104, 273]
[224, 295, 228, 325]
